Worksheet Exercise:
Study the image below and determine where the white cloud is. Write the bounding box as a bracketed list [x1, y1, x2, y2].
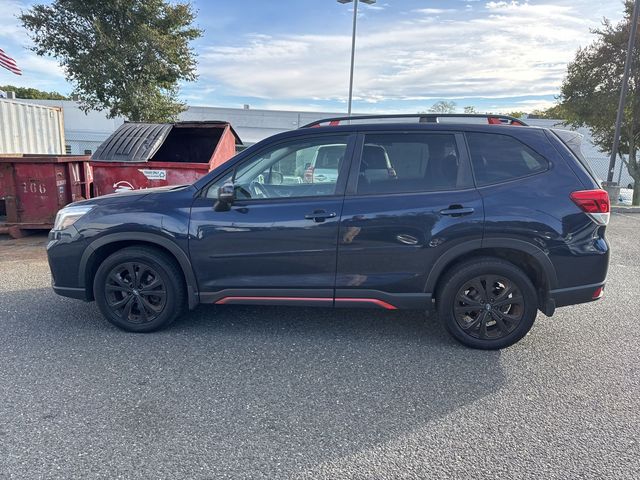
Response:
[363, 3, 386, 11]
[492, 98, 558, 113]
[0, 0, 69, 91]
[486, 1, 525, 9]
[413, 8, 457, 15]
[1, 55, 66, 90]
[197, 1, 607, 105]
[486, 1, 510, 9]
[0, 0, 28, 44]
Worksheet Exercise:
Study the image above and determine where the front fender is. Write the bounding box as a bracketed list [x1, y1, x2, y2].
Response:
[79, 231, 200, 309]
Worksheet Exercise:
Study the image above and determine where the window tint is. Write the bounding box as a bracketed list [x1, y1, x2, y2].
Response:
[205, 136, 349, 199]
[356, 133, 467, 194]
[466, 133, 548, 185]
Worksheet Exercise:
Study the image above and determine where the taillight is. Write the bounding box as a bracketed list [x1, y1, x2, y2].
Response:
[570, 189, 610, 225]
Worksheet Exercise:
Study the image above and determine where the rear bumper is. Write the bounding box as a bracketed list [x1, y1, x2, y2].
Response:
[549, 282, 605, 308]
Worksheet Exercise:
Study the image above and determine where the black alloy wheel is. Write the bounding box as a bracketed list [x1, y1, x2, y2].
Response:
[105, 262, 167, 324]
[94, 246, 185, 332]
[437, 257, 538, 350]
[453, 275, 524, 340]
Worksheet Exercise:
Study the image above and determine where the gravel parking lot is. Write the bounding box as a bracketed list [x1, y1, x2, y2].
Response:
[0, 214, 638, 479]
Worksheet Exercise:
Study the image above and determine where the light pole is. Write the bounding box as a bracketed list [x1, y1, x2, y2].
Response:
[607, 0, 640, 184]
[338, 0, 376, 117]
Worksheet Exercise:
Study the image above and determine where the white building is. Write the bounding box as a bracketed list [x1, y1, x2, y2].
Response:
[14, 98, 632, 187]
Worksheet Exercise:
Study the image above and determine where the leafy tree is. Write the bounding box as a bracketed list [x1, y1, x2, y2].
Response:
[463, 106, 478, 114]
[0, 85, 68, 100]
[530, 104, 568, 119]
[428, 100, 457, 114]
[20, 0, 202, 122]
[560, 0, 639, 204]
[506, 111, 526, 119]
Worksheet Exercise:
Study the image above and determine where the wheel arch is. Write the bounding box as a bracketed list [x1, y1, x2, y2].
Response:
[79, 232, 199, 309]
[426, 239, 558, 312]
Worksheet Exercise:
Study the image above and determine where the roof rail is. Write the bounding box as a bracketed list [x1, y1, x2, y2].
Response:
[301, 113, 528, 128]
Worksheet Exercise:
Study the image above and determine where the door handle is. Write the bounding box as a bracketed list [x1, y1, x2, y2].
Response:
[304, 210, 337, 222]
[439, 205, 475, 217]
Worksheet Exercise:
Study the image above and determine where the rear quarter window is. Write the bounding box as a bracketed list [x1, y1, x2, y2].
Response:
[466, 132, 549, 186]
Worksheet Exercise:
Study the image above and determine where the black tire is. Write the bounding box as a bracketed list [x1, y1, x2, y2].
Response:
[93, 246, 185, 332]
[436, 257, 538, 350]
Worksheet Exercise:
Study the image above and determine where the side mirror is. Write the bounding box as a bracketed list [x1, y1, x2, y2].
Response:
[214, 182, 235, 211]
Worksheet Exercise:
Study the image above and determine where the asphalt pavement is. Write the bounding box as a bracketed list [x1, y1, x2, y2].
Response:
[0, 214, 638, 479]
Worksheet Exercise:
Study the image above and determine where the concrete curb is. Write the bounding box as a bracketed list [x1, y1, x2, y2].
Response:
[611, 206, 640, 213]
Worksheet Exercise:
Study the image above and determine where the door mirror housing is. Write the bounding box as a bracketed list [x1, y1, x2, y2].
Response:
[214, 182, 235, 211]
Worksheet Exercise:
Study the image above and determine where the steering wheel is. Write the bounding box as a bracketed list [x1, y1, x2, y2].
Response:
[249, 180, 268, 199]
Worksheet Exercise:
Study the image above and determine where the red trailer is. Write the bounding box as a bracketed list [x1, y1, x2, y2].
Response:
[90, 121, 241, 196]
[0, 155, 92, 238]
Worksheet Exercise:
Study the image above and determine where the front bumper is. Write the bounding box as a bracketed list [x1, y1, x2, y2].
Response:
[47, 226, 89, 300]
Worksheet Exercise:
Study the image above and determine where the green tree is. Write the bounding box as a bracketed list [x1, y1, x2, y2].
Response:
[463, 106, 478, 114]
[428, 100, 457, 114]
[529, 104, 568, 119]
[560, 0, 640, 204]
[20, 0, 202, 122]
[506, 111, 526, 119]
[0, 85, 68, 100]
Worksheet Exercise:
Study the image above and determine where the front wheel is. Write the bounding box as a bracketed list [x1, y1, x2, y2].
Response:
[437, 258, 538, 349]
[94, 246, 185, 332]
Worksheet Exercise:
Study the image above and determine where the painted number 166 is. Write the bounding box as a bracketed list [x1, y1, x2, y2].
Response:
[23, 181, 47, 194]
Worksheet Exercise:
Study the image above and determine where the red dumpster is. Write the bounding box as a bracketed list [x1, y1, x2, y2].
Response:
[0, 154, 92, 238]
[90, 121, 241, 196]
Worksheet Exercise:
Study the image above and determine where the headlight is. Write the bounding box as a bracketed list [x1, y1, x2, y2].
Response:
[53, 205, 94, 231]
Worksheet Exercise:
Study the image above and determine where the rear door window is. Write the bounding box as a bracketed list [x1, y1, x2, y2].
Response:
[466, 132, 549, 185]
[355, 133, 471, 194]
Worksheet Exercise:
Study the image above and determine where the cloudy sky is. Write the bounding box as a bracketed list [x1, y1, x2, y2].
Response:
[0, 0, 625, 113]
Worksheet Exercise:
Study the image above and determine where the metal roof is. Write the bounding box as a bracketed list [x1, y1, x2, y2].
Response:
[91, 123, 172, 162]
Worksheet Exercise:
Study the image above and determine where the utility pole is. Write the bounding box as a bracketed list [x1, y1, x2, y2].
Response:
[607, 0, 640, 183]
[338, 0, 376, 117]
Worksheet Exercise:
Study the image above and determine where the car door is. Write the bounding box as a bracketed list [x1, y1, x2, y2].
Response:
[189, 133, 356, 304]
[335, 130, 484, 309]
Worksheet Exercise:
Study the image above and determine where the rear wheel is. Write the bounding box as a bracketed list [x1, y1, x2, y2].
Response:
[94, 246, 185, 332]
[437, 258, 538, 349]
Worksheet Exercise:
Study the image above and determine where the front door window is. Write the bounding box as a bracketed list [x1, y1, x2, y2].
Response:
[205, 135, 350, 200]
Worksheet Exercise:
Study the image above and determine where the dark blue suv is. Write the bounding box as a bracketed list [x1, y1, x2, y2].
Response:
[46, 114, 610, 349]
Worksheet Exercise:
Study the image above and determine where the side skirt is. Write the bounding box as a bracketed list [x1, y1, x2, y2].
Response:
[199, 288, 432, 310]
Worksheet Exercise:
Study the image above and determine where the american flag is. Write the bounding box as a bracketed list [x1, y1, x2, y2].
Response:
[0, 48, 22, 76]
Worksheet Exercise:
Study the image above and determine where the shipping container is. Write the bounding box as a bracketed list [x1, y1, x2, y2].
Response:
[0, 99, 65, 155]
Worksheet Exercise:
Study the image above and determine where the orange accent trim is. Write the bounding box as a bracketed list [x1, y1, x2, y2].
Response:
[335, 298, 398, 310]
[214, 296, 398, 310]
[215, 296, 333, 305]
